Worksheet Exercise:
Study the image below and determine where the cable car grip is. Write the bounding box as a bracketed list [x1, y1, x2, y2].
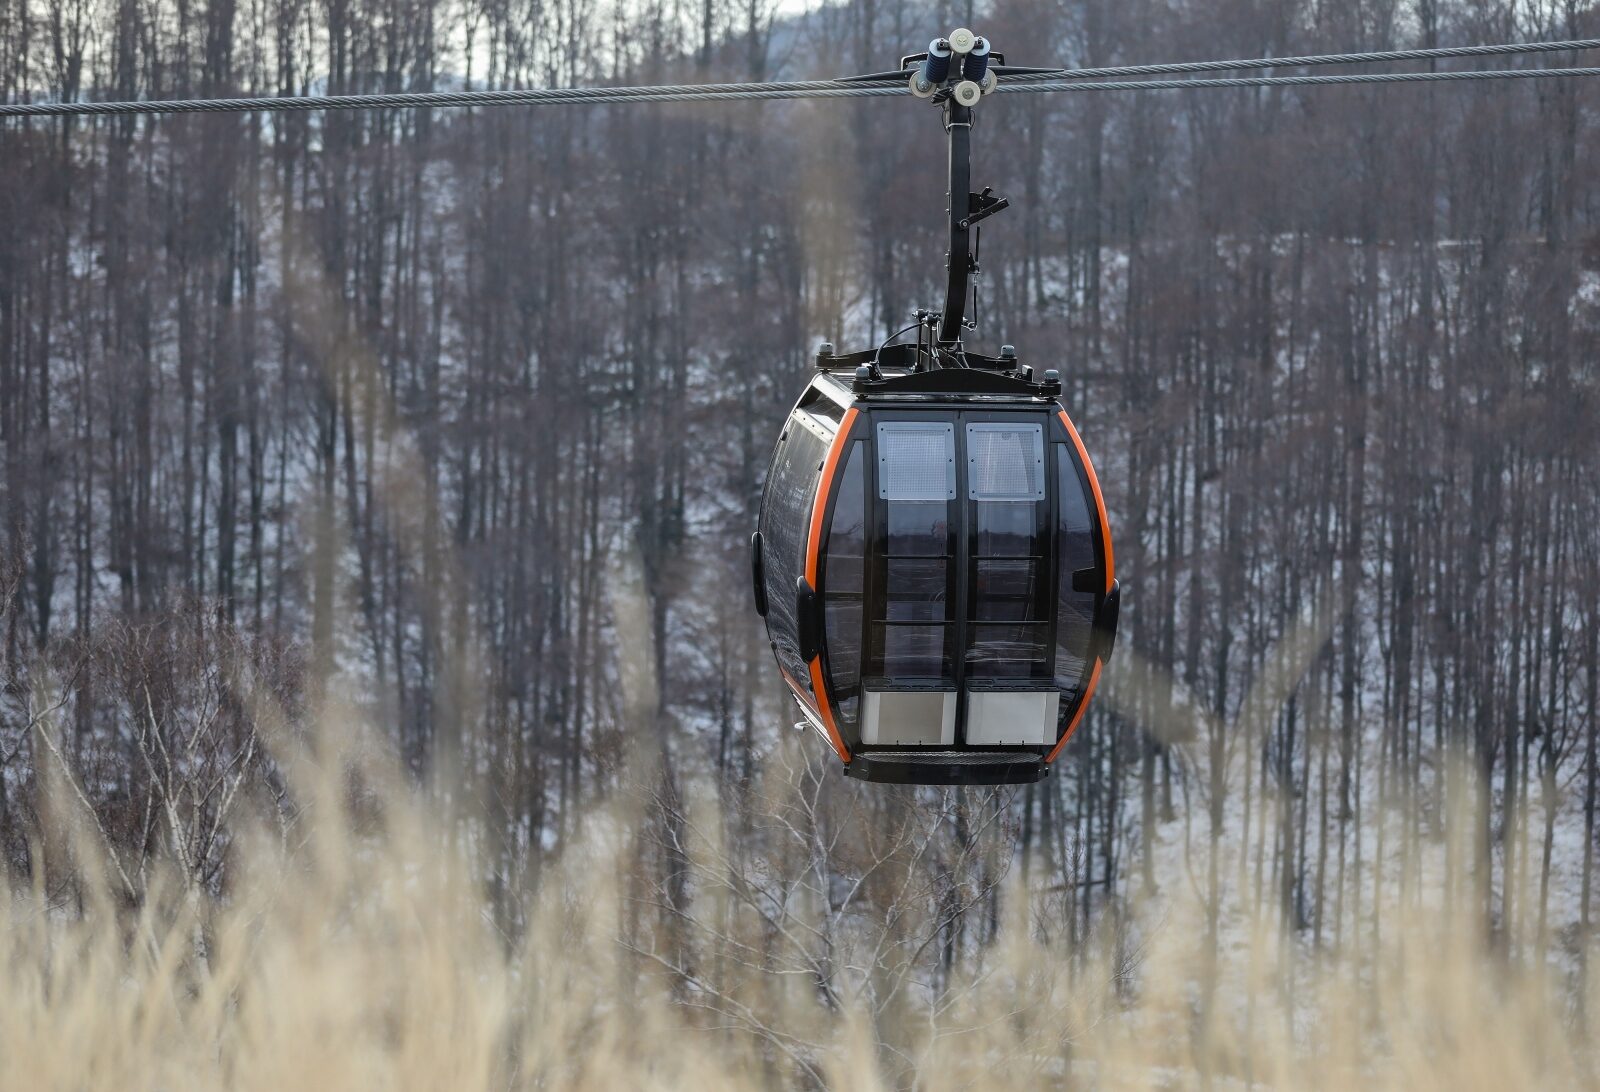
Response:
[933, 47, 1009, 345]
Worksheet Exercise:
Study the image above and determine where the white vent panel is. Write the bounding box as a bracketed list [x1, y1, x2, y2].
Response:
[877, 422, 957, 501]
[967, 423, 1045, 501]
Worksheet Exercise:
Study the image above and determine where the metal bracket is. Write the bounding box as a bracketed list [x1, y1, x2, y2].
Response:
[899, 49, 1006, 70]
[960, 187, 1009, 230]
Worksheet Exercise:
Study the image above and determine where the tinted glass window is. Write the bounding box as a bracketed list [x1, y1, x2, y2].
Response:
[966, 623, 1051, 680]
[760, 417, 828, 693]
[967, 420, 1050, 683]
[823, 442, 865, 732]
[882, 625, 953, 680]
[870, 420, 957, 686]
[1054, 443, 1099, 699]
[975, 501, 1044, 558]
[884, 560, 947, 620]
[974, 559, 1040, 621]
[888, 502, 950, 556]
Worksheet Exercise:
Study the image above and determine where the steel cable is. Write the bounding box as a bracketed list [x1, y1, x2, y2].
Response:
[2, 38, 1599, 118]
[1001, 36, 1600, 83]
[0, 81, 908, 118]
[1001, 65, 1600, 96]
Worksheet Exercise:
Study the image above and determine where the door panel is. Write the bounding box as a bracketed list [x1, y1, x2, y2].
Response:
[964, 417, 1054, 689]
[854, 408, 1062, 746]
[867, 419, 958, 688]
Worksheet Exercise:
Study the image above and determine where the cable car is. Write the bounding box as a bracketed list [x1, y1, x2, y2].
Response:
[752, 30, 1121, 785]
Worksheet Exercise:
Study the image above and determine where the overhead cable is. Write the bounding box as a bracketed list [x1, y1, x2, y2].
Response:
[1003, 36, 1600, 83]
[1001, 64, 1600, 96]
[2, 39, 1598, 119]
[0, 80, 905, 118]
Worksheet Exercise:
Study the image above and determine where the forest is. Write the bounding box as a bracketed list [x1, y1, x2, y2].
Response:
[3, 0, 1600, 1080]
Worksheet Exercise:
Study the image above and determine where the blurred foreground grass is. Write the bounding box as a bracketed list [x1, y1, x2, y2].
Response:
[2, 713, 1595, 1092]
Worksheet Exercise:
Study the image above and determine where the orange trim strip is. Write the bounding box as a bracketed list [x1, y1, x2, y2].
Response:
[1056, 409, 1115, 594]
[778, 666, 821, 717]
[807, 657, 848, 762]
[1045, 658, 1101, 763]
[804, 407, 859, 763]
[1047, 408, 1112, 763]
[806, 408, 859, 588]
[784, 662, 848, 762]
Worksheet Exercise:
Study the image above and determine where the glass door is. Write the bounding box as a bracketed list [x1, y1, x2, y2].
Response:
[859, 410, 1058, 747]
[864, 420, 959, 690]
[962, 417, 1054, 686]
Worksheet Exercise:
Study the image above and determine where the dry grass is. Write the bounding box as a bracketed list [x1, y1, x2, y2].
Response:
[3, 710, 1595, 1092]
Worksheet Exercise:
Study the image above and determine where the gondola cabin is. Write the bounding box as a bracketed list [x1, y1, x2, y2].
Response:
[752, 27, 1120, 785]
[753, 346, 1120, 785]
